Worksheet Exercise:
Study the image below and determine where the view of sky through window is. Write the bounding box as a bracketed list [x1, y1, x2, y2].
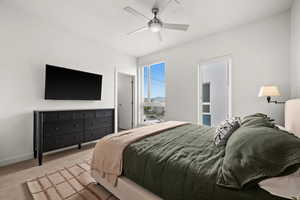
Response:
[150, 63, 165, 98]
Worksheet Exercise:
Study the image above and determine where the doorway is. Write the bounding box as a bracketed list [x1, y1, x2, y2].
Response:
[199, 58, 231, 127]
[117, 73, 134, 131]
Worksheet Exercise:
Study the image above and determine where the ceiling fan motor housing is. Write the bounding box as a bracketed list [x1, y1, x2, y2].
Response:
[152, 7, 159, 15]
[148, 8, 163, 32]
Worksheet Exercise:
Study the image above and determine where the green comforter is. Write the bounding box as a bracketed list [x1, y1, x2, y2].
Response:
[123, 124, 287, 200]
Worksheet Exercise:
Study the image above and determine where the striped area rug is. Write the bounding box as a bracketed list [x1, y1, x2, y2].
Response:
[26, 159, 119, 200]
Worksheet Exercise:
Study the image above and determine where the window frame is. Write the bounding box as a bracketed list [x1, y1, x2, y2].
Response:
[138, 61, 166, 124]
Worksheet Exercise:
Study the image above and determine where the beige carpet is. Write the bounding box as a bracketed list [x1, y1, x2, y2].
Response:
[26, 159, 118, 200]
[0, 143, 117, 200]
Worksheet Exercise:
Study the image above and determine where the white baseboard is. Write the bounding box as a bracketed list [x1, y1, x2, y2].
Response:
[0, 141, 97, 167]
[0, 153, 33, 167]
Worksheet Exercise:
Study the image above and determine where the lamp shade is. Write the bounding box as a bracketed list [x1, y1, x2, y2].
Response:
[258, 86, 281, 97]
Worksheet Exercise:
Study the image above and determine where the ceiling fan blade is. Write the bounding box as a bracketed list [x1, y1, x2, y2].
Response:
[127, 26, 148, 35]
[124, 7, 150, 21]
[163, 23, 189, 31]
[154, 0, 181, 14]
[158, 0, 172, 14]
[157, 32, 163, 42]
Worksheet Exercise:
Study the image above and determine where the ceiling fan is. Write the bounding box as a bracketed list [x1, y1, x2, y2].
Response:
[124, 0, 189, 41]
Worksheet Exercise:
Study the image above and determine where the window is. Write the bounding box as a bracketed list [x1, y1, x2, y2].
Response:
[202, 82, 211, 126]
[202, 83, 210, 103]
[143, 62, 166, 122]
[202, 114, 211, 126]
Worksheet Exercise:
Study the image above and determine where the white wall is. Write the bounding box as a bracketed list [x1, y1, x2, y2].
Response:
[138, 12, 290, 125]
[291, 0, 300, 98]
[201, 61, 229, 126]
[0, 3, 137, 166]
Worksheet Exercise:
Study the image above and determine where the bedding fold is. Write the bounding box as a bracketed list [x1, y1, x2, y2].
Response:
[91, 121, 188, 186]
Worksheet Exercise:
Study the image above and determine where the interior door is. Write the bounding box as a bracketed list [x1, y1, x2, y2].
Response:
[118, 73, 133, 130]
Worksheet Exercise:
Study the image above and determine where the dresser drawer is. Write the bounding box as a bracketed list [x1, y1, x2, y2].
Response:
[55, 132, 82, 148]
[85, 118, 104, 130]
[84, 111, 96, 119]
[102, 116, 114, 124]
[95, 110, 105, 118]
[44, 120, 83, 136]
[104, 126, 114, 134]
[96, 110, 113, 117]
[58, 112, 73, 121]
[84, 128, 108, 142]
[43, 132, 82, 152]
[43, 112, 58, 122]
[43, 136, 57, 152]
[73, 111, 85, 119]
[104, 110, 114, 117]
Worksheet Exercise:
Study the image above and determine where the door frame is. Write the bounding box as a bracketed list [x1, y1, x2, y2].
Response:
[197, 55, 232, 125]
[114, 70, 137, 133]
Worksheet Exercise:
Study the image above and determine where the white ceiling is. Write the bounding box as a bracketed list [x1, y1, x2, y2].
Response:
[5, 0, 293, 57]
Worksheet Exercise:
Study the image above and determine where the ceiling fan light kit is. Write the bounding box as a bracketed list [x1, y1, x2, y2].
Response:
[149, 22, 162, 32]
[148, 8, 163, 32]
[124, 0, 189, 41]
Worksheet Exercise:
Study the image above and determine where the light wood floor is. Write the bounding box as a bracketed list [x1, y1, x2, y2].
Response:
[0, 143, 95, 200]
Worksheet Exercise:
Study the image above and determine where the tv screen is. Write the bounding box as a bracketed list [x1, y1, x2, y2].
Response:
[45, 65, 102, 100]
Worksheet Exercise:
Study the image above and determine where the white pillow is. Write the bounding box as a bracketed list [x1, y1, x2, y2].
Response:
[259, 168, 300, 199]
[259, 125, 300, 199]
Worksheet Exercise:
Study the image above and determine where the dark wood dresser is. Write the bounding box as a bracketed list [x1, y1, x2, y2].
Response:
[34, 108, 114, 165]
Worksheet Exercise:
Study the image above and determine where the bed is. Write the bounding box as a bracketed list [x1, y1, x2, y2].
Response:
[91, 100, 300, 200]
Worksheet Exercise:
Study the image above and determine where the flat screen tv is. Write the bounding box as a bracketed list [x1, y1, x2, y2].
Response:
[45, 65, 102, 100]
